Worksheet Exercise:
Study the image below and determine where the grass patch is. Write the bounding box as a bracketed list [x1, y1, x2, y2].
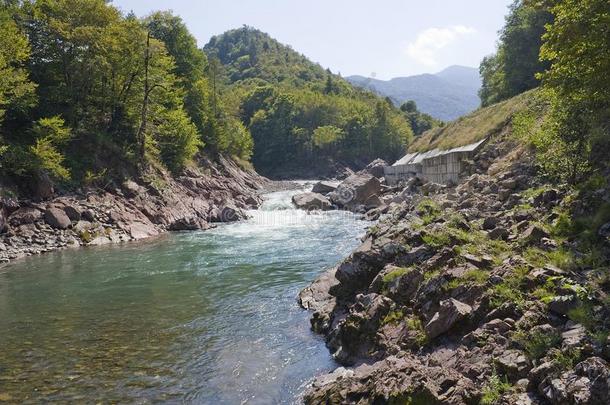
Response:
[489, 266, 530, 309]
[567, 303, 596, 331]
[382, 267, 411, 284]
[406, 316, 428, 346]
[481, 372, 512, 405]
[409, 90, 533, 153]
[513, 329, 561, 360]
[550, 348, 581, 370]
[446, 269, 489, 290]
[416, 198, 441, 225]
[523, 247, 575, 270]
[382, 310, 405, 326]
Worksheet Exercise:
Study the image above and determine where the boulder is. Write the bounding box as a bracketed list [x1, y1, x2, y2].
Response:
[44, 207, 72, 229]
[540, 357, 610, 404]
[9, 207, 43, 226]
[522, 224, 550, 245]
[311, 181, 337, 195]
[425, 298, 472, 339]
[369, 265, 423, 303]
[292, 192, 332, 211]
[81, 209, 95, 222]
[122, 180, 145, 198]
[482, 216, 499, 230]
[32, 172, 54, 200]
[495, 350, 531, 380]
[210, 205, 245, 223]
[364, 158, 388, 178]
[63, 205, 81, 221]
[329, 173, 381, 209]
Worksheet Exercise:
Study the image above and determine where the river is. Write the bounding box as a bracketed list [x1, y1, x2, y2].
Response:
[0, 184, 368, 404]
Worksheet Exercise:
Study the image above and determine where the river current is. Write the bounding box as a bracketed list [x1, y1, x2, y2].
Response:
[0, 184, 368, 404]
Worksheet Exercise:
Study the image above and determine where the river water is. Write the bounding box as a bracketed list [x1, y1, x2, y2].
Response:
[0, 184, 368, 404]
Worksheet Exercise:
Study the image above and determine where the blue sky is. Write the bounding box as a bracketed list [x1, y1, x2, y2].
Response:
[112, 0, 513, 79]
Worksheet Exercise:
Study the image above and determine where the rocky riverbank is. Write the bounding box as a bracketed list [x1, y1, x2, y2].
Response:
[299, 135, 610, 404]
[0, 156, 271, 264]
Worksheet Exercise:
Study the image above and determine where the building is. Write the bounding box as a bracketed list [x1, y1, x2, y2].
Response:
[384, 138, 487, 185]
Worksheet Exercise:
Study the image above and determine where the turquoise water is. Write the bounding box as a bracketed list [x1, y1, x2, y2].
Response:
[0, 186, 368, 404]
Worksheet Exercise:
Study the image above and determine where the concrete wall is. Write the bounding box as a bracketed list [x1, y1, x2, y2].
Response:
[384, 163, 421, 185]
[385, 151, 473, 185]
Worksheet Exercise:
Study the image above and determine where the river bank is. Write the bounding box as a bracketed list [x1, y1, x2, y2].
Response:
[0, 156, 281, 264]
[300, 135, 610, 404]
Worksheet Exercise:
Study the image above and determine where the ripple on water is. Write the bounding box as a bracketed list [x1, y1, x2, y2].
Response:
[0, 185, 369, 403]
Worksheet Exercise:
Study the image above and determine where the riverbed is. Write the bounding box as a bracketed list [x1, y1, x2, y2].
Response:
[0, 184, 368, 404]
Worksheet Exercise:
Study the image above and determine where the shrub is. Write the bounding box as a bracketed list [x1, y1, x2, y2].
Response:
[481, 372, 512, 405]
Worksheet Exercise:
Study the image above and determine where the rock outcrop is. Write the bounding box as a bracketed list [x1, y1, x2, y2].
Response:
[301, 136, 610, 404]
[0, 156, 268, 263]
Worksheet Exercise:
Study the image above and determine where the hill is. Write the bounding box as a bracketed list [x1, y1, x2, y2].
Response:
[347, 65, 481, 121]
[408, 90, 534, 153]
[204, 27, 415, 178]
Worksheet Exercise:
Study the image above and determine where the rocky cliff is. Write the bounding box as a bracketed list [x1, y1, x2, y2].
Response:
[0, 156, 269, 263]
[300, 131, 610, 404]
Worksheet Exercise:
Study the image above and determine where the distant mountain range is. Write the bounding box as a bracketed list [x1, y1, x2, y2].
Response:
[347, 66, 482, 121]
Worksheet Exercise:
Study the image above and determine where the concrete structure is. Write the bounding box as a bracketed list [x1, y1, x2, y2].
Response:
[384, 138, 487, 185]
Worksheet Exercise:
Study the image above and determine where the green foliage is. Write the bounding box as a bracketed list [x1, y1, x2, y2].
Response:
[567, 303, 596, 331]
[0, 6, 36, 122]
[489, 266, 530, 309]
[481, 372, 512, 405]
[538, 0, 610, 182]
[381, 310, 405, 326]
[155, 109, 202, 172]
[416, 198, 441, 224]
[205, 27, 413, 176]
[513, 328, 561, 360]
[479, 0, 553, 107]
[382, 267, 411, 284]
[446, 269, 489, 290]
[400, 100, 442, 135]
[406, 316, 428, 346]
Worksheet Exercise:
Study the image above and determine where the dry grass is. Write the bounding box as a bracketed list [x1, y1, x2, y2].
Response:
[408, 90, 536, 153]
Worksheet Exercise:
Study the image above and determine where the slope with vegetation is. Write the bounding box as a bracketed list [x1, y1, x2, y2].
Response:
[204, 26, 414, 178]
[301, 0, 610, 403]
[0, 0, 253, 198]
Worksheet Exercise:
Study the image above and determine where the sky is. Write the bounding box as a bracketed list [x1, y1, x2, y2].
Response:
[111, 0, 513, 80]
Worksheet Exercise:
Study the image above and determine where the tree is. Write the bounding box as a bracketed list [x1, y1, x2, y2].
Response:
[537, 0, 610, 182]
[479, 0, 553, 107]
[0, 6, 36, 124]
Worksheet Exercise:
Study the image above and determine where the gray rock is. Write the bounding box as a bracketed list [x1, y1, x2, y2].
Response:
[329, 173, 381, 209]
[425, 298, 472, 339]
[541, 357, 610, 405]
[44, 208, 71, 229]
[292, 192, 332, 211]
[311, 181, 337, 195]
[364, 158, 388, 178]
[9, 207, 42, 226]
[63, 205, 81, 221]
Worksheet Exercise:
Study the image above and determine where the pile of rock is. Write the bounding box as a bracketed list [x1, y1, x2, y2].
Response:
[299, 138, 610, 404]
[0, 157, 266, 263]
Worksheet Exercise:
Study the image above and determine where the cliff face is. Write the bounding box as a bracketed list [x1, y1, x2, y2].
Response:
[300, 131, 610, 404]
[0, 156, 269, 263]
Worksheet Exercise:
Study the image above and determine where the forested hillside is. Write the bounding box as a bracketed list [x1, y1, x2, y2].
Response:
[0, 1, 259, 198]
[0, 2, 420, 192]
[204, 27, 418, 178]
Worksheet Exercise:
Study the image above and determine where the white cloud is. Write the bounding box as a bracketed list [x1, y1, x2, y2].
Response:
[406, 25, 477, 67]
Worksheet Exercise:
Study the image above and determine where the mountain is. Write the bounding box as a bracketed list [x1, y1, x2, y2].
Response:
[347, 66, 482, 121]
[203, 27, 414, 178]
